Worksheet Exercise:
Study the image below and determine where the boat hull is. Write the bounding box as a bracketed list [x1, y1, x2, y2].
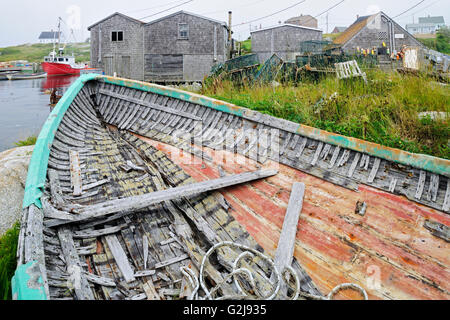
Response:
[41, 62, 86, 76]
[13, 74, 449, 300]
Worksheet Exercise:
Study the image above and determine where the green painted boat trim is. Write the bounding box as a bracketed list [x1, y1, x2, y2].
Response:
[22, 73, 98, 209]
[11, 261, 47, 300]
[100, 76, 449, 177]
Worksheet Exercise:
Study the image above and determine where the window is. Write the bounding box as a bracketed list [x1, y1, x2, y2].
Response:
[58, 57, 64, 62]
[178, 23, 188, 39]
[112, 31, 123, 42]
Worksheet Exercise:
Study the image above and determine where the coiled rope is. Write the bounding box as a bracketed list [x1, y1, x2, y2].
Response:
[180, 241, 368, 300]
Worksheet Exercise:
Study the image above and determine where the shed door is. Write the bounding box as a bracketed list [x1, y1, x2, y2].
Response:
[121, 56, 131, 79]
[103, 56, 114, 76]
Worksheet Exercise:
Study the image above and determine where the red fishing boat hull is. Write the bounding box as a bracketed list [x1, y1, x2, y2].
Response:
[41, 62, 87, 76]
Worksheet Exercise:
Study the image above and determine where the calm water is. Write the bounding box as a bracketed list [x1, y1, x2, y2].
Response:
[0, 75, 79, 152]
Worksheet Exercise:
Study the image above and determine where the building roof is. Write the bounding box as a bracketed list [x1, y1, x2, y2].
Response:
[250, 23, 322, 34]
[285, 14, 317, 22]
[332, 26, 347, 33]
[88, 12, 144, 30]
[144, 10, 227, 27]
[333, 14, 374, 45]
[38, 31, 62, 39]
[418, 16, 445, 24]
[406, 23, 440, 28]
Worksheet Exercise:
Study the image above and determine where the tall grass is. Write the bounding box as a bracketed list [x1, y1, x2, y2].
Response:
[14, 136, 37, 147]
[0, 223, 19, 300]
[201, 70, 450, 159]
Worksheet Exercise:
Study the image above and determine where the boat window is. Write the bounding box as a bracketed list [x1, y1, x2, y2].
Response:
[66, 58, 68, 61]
[178, 23, 188, 39]
[58, 58, 64, 61]
[112, 31, 123, 42]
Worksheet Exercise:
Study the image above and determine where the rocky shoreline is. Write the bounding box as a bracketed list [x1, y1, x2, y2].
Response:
[0, 146, 33, 236]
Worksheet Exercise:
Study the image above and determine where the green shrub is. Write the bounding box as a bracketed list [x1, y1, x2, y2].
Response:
[0, 223, 20, 300]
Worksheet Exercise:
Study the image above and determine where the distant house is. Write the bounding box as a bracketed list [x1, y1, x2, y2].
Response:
[406, 16, 445, 35]
[38, 31, 62, 44]
[285, 14, 318, 29]
[333, 12, 423, 54]
[251, 24, 323, 62]
[332, 27, 347, 34]
[88, 11, 229, 82]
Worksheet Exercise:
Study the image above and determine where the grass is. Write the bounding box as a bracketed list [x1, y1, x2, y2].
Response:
[201, 70, 450, 159]
[0, 42, 90, 63]
[0, 222, 20, 300]
[14, 136, 37, 147]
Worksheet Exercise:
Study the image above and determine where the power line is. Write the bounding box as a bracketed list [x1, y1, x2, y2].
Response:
[392, 0, 426, 19]
[201, 0, 268, 16]
[314, 0, 345, 19]
[232, 0, 307, 28]
[139, 0, 194, 20]
[395, 0, 441, 20]
[126, 0, 188, 14]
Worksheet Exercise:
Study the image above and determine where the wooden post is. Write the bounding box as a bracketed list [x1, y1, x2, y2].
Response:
[228, 11, 232, 60]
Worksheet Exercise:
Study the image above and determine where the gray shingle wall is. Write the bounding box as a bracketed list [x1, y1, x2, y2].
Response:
[343, 14, 423, 53]
[144, 12, 227, 81]
[89, 12, 228, 82]
[90, 15, 144, 80]
[251, 25, 322, 62]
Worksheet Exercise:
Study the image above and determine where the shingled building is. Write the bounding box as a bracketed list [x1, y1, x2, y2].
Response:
[251, 24, 323, 62]
[333, 12, 424, 54]
[88, 11, 229, 82]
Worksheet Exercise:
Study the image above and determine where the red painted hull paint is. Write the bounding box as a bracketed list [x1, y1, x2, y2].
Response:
[41, 62, 88, 76]
[135, 134, 450, 300]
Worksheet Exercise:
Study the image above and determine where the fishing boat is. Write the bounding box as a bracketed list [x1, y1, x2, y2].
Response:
[6, 72, 47, 80]
[0, 71, 19, 80]
[41, 17, 89, 76]
[12, 74, 449, 300]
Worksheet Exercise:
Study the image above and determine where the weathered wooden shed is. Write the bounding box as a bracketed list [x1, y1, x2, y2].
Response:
[88, 12, 145, 80]
[143, 11, 228, 82]
[251, 24, 323, 63]
[88, 11, 229, 82]
[333, 12, 424, 54]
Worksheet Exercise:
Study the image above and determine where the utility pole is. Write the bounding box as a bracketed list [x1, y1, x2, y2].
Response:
[326, 12, 329, 34]
[228, 11, 232, 60]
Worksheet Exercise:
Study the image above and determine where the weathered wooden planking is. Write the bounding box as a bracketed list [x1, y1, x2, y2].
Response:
[142, 280, 161, 300]
[69, 150, 83, 196]
[47, 169, 278, 226]
[104, 235, 136, 283]
[72, 225, 125, 239]
[423, 220, 450, 242]
[57, 227, 94, 300]
[272, 182, 305, 297]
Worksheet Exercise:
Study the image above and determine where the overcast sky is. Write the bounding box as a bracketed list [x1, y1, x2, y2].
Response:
[1, 0, 449, 47]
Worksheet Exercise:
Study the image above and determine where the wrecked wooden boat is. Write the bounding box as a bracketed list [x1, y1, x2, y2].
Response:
[12, 74, 449, 300]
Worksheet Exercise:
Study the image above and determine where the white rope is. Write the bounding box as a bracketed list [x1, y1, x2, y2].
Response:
[180, 241, 369, 301]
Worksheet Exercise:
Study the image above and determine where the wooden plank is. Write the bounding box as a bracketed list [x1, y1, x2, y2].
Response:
[368, 158, 381, 183]
[99, 88, 201, 121]
[154, 254, 189, 269]
[134, 270, 156, 278]
[423, 220, 450, 242]
[143, 235, 149, 269]
[389, 177, 398, 193]
[69, 150, 83, 196]
[104, 235, 136, 283]
[47, 169, 278, 226]
[57, 227, 94, 300]
[72, 225, 125, 239]
[347, 153, 361, 178]
[295, 137, 307, 158]
[83, 272, 116, 287]
[415, 170, 427, 200]
[272, 182, 305, 297]
[427, 174, 439, 202]
[143, 280, 161, 300]
[311, 142, 323, 166]
[328, 146, 341, 168]
[443, 179, 450, 212]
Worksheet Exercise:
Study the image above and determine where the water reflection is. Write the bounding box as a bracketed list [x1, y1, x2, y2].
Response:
[0, 74, 79, 151]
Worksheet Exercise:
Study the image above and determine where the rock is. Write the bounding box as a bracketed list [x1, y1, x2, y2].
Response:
[0, 146, 34, 236]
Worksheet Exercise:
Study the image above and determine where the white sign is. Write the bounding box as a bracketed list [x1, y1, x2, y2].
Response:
[395, 34, 405, 39]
